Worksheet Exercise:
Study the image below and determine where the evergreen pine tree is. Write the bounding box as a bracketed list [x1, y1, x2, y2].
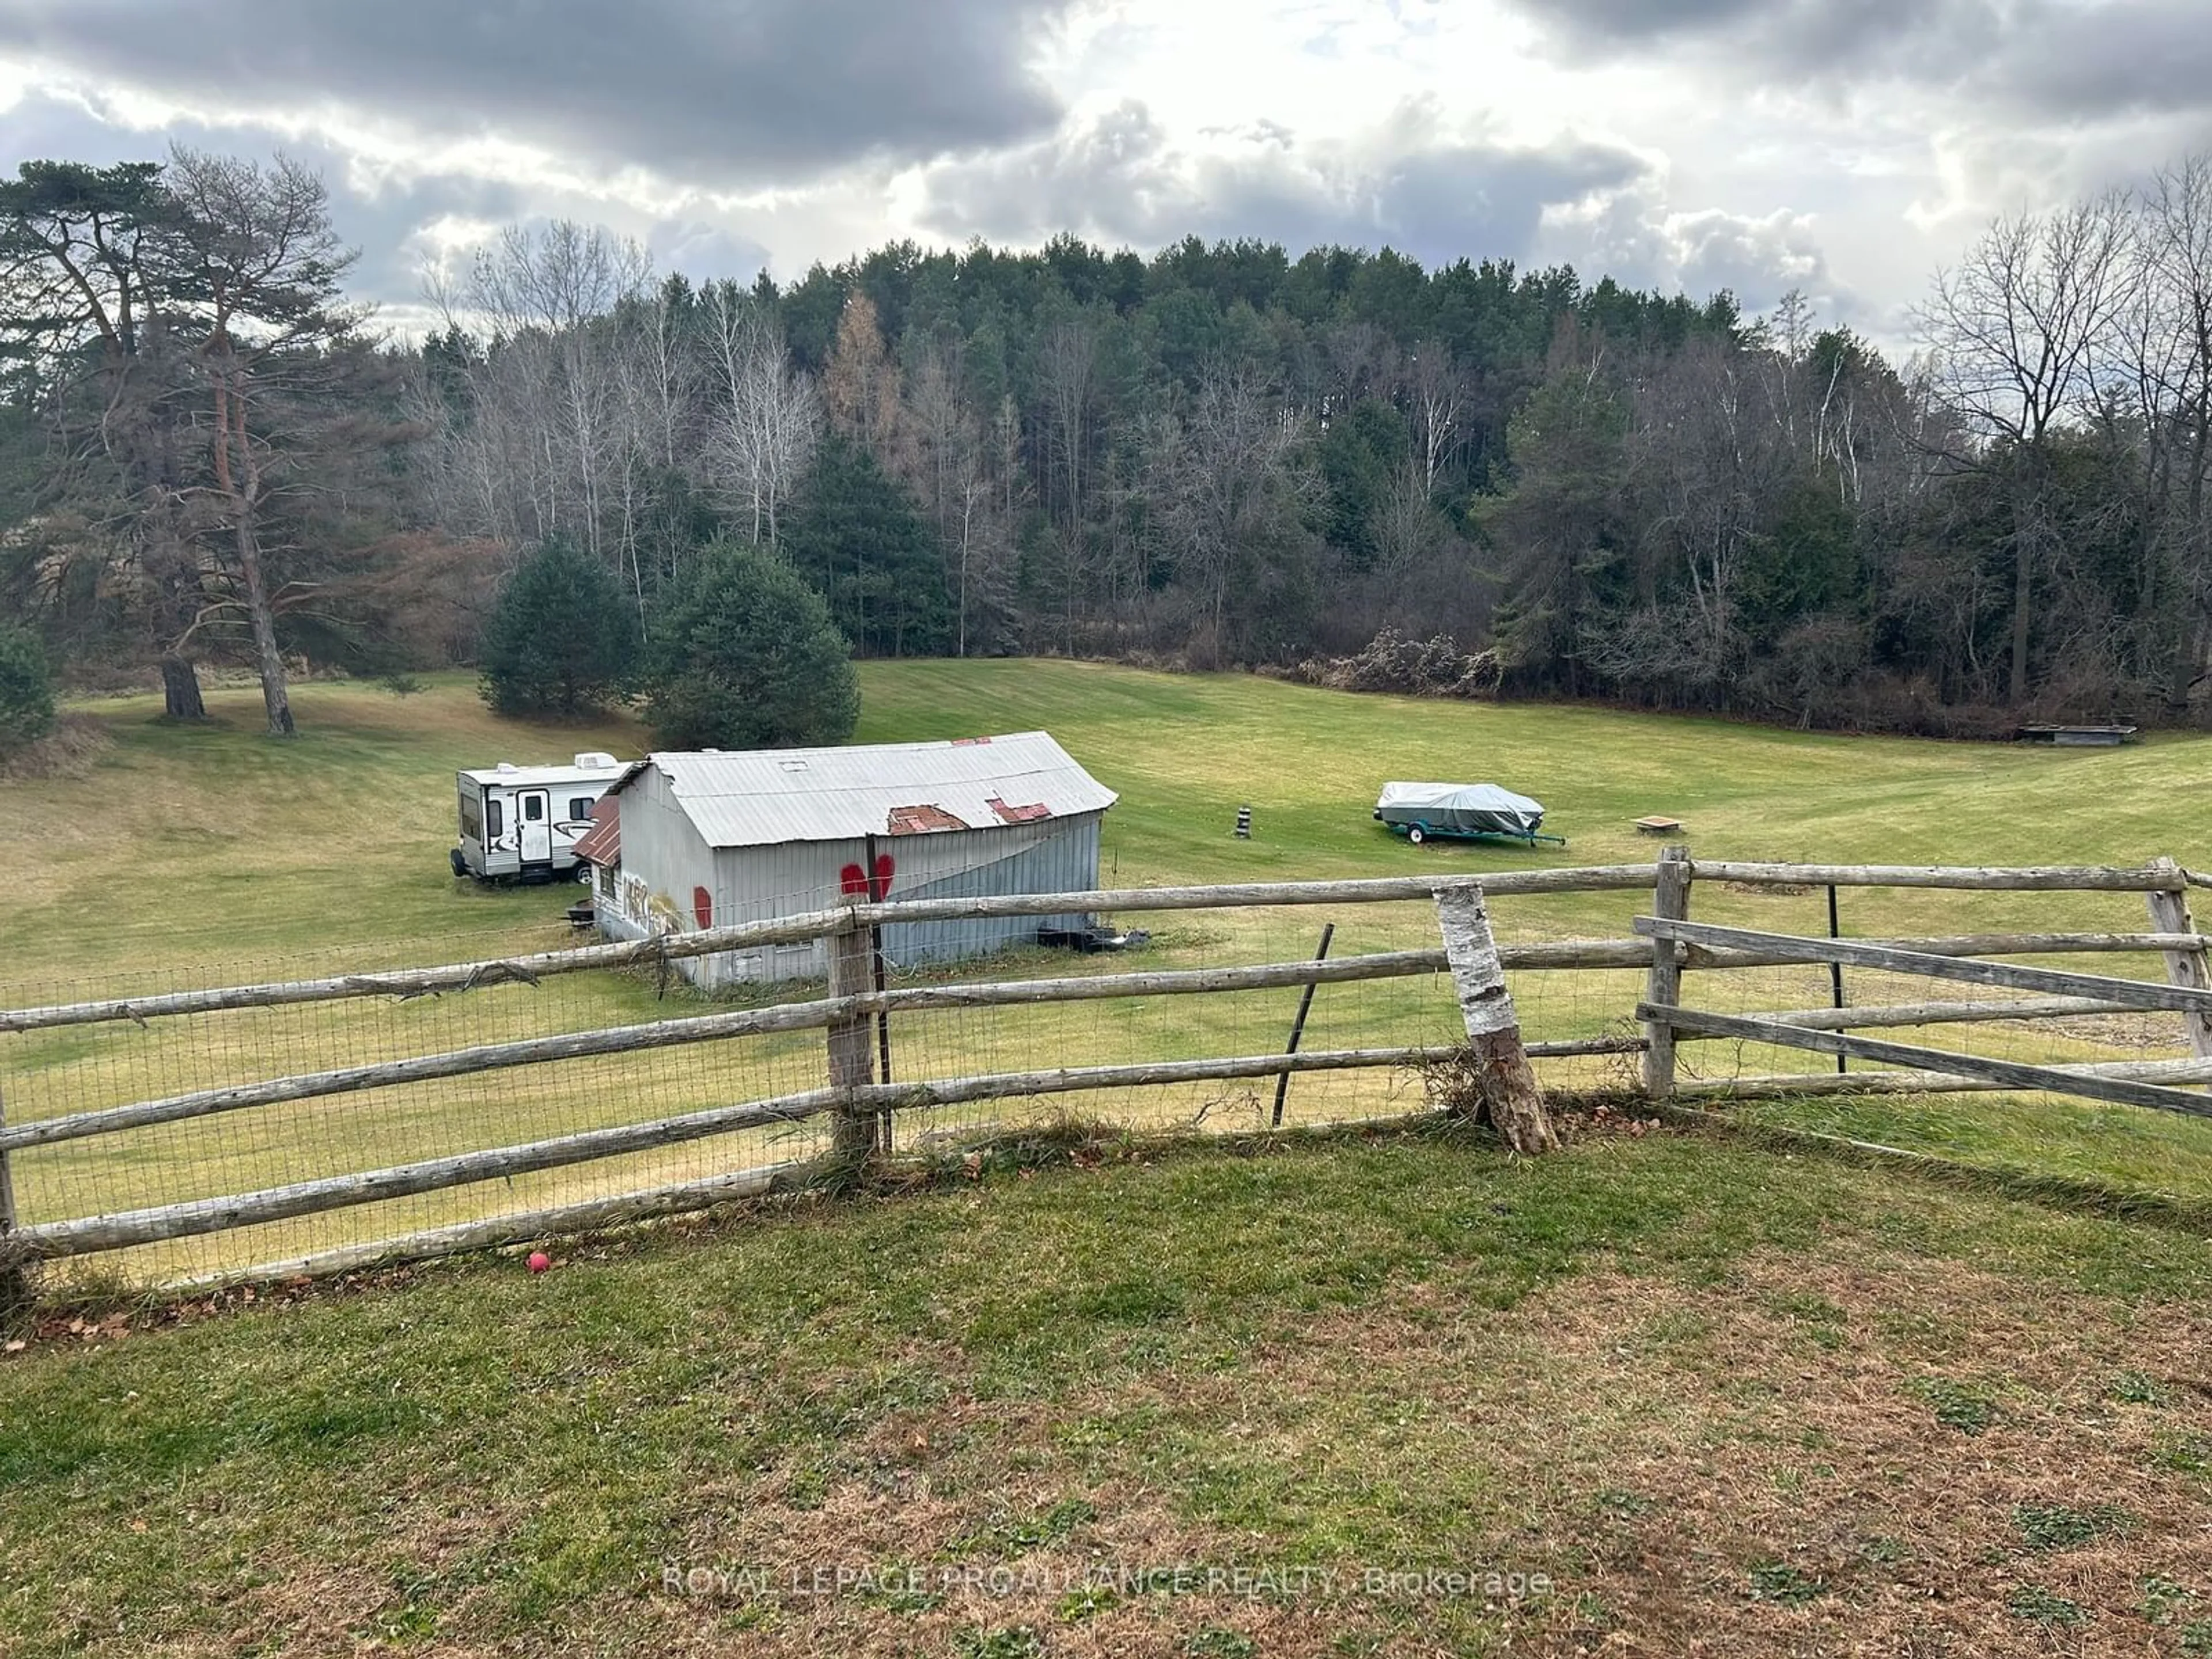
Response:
[643, 539, 860, 749]
[478, 539, 639, 717]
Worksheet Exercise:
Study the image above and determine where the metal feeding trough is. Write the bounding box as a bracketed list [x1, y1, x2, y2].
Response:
[2017, 724, 2138, 748]
[1039, 920, 1150, 953]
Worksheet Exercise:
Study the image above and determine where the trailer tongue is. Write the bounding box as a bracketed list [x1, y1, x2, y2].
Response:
[1374, 782, 1565, 847]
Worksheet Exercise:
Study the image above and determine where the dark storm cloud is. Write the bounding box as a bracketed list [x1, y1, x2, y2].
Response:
[1993, 1, 2212, 123]
[1502, 0, 2212, 128]
[918, 100, 1650, 267]
[1498, 0, 2002, 75]
[0, 0, 1074, 185]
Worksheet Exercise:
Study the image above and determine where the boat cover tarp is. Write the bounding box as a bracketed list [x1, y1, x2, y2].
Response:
[1376, 781, 1546, 837]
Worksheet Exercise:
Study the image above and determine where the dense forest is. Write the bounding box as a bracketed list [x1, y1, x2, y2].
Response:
[5, 148, 2210, 738]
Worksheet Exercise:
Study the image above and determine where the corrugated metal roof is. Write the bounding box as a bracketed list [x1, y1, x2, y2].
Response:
[572, 797, 622, 866]
[624, 732, 1117, 849]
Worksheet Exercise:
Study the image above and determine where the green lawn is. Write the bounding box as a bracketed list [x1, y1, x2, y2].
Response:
[6, 1129, 2212, 1656]
[15, 658, 2212, 984]
[10, 665, 2212, 1654]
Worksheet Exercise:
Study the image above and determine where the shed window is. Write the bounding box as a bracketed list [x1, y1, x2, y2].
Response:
[569, 796, 594, 822]
[523, 795, 545, 823]
[486, 798, 504, 840]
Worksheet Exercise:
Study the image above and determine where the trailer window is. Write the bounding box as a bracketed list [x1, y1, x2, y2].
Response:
[459, 791, 483, 842]
[523, 795, 544, 823]
[486, 798, 504, 840]
[569, 796, 594, 822]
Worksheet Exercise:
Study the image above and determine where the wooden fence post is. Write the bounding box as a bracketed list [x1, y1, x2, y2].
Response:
[2146, 856, 2212, 1078]
[1433, 884, 1557, 1153]
[827, 908, 880, 1164]
[1642, 846, 1692, 1100]
[0, 1082, 26, 1316]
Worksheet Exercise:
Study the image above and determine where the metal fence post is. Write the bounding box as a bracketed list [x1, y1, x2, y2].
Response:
[1642, 847, 1692, 1100]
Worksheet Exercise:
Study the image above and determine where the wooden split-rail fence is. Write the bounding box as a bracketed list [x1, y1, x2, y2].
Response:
[4, 853, 2211, 1297]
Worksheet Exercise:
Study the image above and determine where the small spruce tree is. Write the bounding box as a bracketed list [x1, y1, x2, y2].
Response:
[645, 540, 860, 749]
[0, 623, 56, 756]
[779, 435, 953, 657]
[478, 539, 638, 717]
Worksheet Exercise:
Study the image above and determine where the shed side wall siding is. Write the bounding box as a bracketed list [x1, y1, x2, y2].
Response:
[882, 817, 1103, 968]
[701, 819, 1097, 983]
[616, 770, 725, 980]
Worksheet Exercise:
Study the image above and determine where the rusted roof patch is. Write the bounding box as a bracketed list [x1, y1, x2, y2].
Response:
[886, 803, 971, 835]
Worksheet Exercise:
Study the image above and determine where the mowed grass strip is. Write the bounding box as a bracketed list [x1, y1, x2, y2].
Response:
[5, 1130, 2212, 1657]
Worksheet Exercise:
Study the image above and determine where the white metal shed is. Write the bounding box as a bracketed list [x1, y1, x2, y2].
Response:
[587, 732, 1117, 987]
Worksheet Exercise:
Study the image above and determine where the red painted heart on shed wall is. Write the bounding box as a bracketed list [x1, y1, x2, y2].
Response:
[838, 855, 896, 900]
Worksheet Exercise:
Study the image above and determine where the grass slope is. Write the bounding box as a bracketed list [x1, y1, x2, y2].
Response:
[6, 679, 650, 982]
[17, 658, 2212, 983]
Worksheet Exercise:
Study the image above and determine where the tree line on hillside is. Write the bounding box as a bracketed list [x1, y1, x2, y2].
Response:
[3, 146, 2210, 749]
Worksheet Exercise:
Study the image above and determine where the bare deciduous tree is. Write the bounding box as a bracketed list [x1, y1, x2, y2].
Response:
[455, 221, 651, 566]
[700, 280, 820, 549]
[1406, 339, 1464, 498]
[1919, 197, 2135, 704]
[1149, 366, 1318, 664]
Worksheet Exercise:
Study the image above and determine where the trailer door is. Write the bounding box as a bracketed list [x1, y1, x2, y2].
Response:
[518, 789, 552, 865]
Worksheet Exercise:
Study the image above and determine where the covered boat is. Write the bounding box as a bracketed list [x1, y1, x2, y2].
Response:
[1374, 782, 1559, 846]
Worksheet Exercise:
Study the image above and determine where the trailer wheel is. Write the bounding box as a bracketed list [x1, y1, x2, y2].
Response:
[575, 863, 593, 884]
[1407, 825, 1426, 845]
[449, 847, 468, 880]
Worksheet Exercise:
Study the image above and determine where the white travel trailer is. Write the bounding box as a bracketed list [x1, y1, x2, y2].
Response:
[449, 752, 628, 883]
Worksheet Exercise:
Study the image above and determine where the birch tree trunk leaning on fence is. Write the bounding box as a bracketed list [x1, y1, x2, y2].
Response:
[1434, 884, 1558, 1153]
[2145, 855, 2212, 1081]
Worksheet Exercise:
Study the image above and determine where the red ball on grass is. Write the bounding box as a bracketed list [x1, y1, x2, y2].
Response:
[526, 1251, 551, 1274]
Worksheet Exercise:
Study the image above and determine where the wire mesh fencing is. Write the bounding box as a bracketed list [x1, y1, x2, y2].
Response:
[0, 873, 1662, 1293]
[9, 857, 2209, 1296]
[1652, 874, 2205, 1099]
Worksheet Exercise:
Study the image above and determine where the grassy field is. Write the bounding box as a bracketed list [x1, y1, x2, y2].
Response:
[8, 662, 2212, 1285]
[14, 657, 2212, 978]
[10, 665, 2212, 1653]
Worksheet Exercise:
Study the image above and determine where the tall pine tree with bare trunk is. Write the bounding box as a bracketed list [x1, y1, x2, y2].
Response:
[164, 147, 366, 737]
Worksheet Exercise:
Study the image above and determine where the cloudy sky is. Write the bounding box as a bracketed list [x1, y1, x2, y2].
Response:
[2, 0, 2207, 343]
